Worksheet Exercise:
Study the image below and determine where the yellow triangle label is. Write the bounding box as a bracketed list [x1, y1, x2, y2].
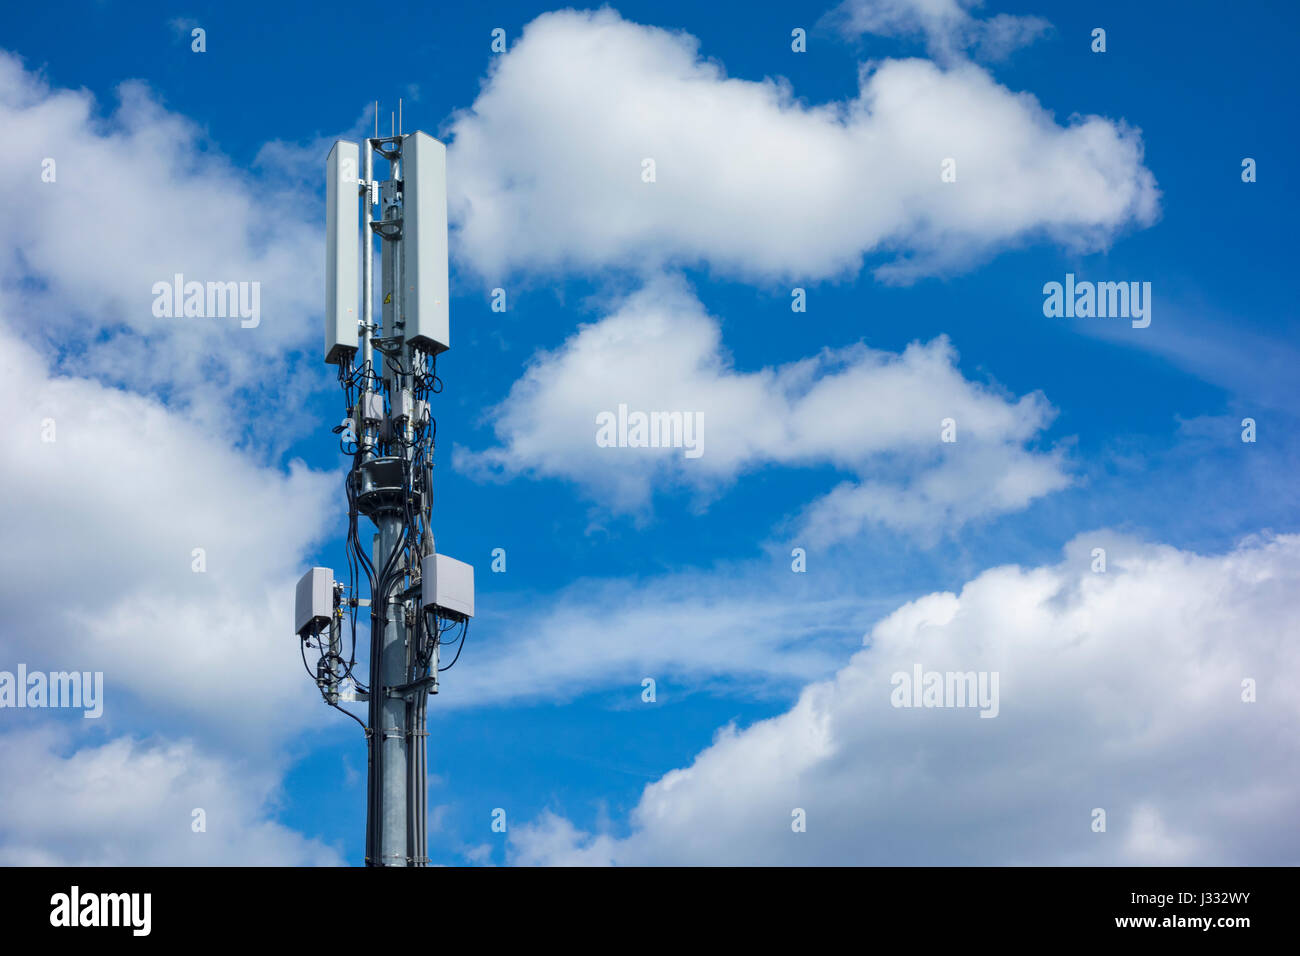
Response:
[384, 292, 392, 304]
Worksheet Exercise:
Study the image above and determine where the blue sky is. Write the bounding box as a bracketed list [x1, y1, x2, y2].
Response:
[0, 0, 1297, 865]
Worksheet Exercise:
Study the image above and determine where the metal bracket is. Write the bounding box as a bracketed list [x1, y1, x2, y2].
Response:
[369, 136, 402, 160]
[386, 675, 439, 700]
[370, 218, 402, 241]
[356, 179, 380, 206]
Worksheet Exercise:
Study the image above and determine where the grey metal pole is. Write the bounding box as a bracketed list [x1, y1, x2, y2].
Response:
[360, 138, 375, 460]
[377, 139, 410, 866]
[376, 510, 408, 865]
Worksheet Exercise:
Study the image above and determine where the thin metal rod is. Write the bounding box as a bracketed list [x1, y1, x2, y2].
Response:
[360, 134, 375, 461]
[366, 531, 381, 863]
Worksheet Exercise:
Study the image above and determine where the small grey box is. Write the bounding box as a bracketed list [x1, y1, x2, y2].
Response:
[421, 554, 474, 620]
[295, 567, 334, 636]
[394, 388, 414, 422]
[359, 391, 384, 423]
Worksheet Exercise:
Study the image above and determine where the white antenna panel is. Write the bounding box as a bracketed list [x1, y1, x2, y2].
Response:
[401, 132, 450, 355]
[325, 140, 360, 364]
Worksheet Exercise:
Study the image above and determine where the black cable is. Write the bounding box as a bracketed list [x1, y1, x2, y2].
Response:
[299, 636, 317, 679]
[327, 699, 369, 734]
[438, 618, 468, 671]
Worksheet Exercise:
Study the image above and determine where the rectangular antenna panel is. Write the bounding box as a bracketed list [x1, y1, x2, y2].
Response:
[325, 140, 360, 365]
[295, 566, 334, 636]
[401, 132, 450, 354]
[421, 553, 474, 620]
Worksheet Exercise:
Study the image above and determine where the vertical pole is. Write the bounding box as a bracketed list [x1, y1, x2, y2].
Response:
[359, 130, 380, 864]
[366, 531, 381, 864]
[376, 511, 408, 864]
[360, 136, 375, 461]
[325, 611, 340, 705]
[380, 139, 409, 866]
[359, 130, 376, 859]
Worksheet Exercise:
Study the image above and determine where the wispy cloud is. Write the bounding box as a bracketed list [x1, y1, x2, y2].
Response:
[820, 0, 1051, 62]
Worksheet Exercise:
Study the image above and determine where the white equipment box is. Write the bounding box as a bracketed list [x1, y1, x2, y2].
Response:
[421, 554, 474, 620]
[295, 567, 334, 636]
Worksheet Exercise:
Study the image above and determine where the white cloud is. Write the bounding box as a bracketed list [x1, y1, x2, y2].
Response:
[0, 330, 336, 747]
[0, 333, 349, 857]
[0, 728, 343, 865]
[794, 442, 1071, 544]
[446, 8, 1157, 283]
[168, 18, 202, 42]
[0, 50, 378, 863]
[0, 50, 323, 426]
[509, 532, 1300, 864]
[448, 577, 876, 710]
[821, 0, 1051, 62]
[462, 277, 1069, 540]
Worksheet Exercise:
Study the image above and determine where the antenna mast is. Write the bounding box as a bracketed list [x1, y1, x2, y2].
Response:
[297, 110, 474, 866]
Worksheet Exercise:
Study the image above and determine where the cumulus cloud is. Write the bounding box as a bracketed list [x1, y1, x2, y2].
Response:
[794, 441, 1071, 544]
[0, 54, 382, 862]
[0, 50, 323, 425]
[0, 331, 336, 748]
[509, 532, 1300, 865]
[462, 277, 1069, 540]
[0, 729, 342, 865]
[0, 331, 347, 859]
[446, 8, 1157, 283]
[821, 0, 1051, 62]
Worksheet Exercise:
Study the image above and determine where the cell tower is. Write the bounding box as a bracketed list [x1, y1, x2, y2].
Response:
[295, 110, 474, 867]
